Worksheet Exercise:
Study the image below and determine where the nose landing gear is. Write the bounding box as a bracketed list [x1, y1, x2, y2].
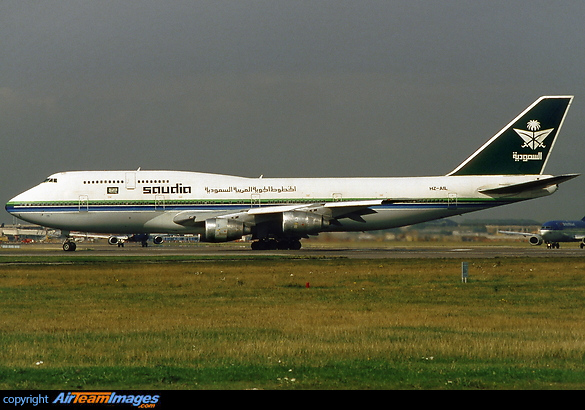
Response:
[62, 240, 77, 251]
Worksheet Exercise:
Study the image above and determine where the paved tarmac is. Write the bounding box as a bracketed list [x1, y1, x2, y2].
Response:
[2, 242, 585, 259]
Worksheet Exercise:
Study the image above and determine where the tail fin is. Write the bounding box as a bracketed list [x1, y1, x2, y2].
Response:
[449, 96, 573, 176]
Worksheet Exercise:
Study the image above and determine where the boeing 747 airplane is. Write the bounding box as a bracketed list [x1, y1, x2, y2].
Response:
[5, 96, 579, 251]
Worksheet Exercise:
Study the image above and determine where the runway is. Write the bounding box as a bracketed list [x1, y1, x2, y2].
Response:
[2, 242, 585, 259]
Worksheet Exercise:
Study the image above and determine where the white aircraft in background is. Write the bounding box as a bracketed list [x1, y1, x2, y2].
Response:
[500, 217, 585, 249]
[5, 96, 578, 251]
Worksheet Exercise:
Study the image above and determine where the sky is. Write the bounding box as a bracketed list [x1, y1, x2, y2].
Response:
[2, 0, 585, 225]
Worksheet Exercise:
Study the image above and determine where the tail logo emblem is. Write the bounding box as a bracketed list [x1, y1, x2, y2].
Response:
[513, 120, 554, 150]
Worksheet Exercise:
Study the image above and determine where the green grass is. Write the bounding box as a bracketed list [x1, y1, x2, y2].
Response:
[4, 360, 584, 390]
[1, 256, 585, 389]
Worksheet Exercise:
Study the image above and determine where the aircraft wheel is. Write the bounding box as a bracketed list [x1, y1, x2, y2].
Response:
[289, 240, 302, 250]
[266, 239, 278, 250]
[63, 241, 76, 252]
[251, 240, 270, 250]
[272, 238, 302, 250]
[251, 239, 280, 250]
[277, 240, 290, 250]
[251, 241, 262, 250]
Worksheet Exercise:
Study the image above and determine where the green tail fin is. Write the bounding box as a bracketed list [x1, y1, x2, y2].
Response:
[449, 96, 573, 176]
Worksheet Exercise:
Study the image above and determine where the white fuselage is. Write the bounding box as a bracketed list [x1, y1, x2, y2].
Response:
[6, 170, 555, 235]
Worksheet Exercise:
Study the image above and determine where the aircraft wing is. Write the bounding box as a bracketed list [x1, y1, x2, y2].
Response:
[173, 200, 384, 226]
[247, 200, 384, 218]
[479, 174, 579, 195]
[499, 230, 544, 246]
[498, 230, 537, 237]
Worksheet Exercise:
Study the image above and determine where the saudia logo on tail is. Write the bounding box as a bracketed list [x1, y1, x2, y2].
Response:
[512, 120, 554, 162]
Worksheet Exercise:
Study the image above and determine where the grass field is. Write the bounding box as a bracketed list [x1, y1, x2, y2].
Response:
[1, 253, 585, 389]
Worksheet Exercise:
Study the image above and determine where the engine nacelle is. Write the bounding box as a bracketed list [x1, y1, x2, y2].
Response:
[203, 218, 251, 242]
[529, 235, 543, 246]
[282, 211, 328, 235]
[152, 235, 164, 245]
[108, 236, 121, 245]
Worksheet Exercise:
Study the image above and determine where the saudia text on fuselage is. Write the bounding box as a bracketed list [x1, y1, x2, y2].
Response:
[143, 183, 192, 194]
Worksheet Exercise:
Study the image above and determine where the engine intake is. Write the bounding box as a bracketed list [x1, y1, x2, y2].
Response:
[529, 236, 543, 246]
[282, 211, 328, 235]
[204, 218, 251, 242]
[108, 236, 120, 245]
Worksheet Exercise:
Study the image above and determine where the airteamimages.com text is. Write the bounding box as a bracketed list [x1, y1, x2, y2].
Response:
[3, 392, 161, 408]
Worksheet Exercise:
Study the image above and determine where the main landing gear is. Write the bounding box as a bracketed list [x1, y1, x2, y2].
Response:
[546, 242, 560, 249]
[251, 238, 302, 250]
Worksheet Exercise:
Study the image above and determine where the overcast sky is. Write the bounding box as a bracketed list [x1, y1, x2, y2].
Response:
[2, 1, 585, 224]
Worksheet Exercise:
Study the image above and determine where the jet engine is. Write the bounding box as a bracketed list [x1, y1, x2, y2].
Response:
[529, 235, 543, 246]
[108, 236, 122, 245]
[281, 211, 328, 235]
[203, 218, 252, 242]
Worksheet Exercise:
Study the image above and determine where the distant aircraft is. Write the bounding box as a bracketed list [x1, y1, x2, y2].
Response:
[500, 217, 585, 249]
[5, 96, 579, 251]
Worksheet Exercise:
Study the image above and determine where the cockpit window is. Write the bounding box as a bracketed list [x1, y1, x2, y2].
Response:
[43, 178, 58, 183]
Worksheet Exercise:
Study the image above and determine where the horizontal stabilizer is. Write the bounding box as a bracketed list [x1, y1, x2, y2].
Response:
[478, 173, 579, 195]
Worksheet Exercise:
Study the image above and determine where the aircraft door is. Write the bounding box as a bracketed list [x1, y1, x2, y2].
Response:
[448, 193, 458, 210]
[155, 195, 165, 211]
[79, 195, 89, 212]
[125, 173, 136, 190]
[251, 194, 260, 207]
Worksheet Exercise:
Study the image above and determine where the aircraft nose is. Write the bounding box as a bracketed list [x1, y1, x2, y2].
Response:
[5, 190, 31, 218]
[5, 195, 18, 214]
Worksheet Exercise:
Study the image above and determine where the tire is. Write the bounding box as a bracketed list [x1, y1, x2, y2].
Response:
[63, 241, 76, 252]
